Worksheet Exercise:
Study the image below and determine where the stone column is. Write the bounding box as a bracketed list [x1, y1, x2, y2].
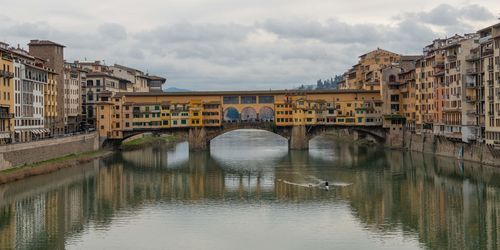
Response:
[289, 125, 309, 150]
[188, 127, 209, 151]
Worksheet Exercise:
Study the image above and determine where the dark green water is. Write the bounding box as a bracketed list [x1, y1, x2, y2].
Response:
[0, 130, 499, 250]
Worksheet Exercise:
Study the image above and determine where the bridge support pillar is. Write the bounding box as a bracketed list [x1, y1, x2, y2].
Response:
[289, 125, 309, 150]
[188, 127, 209, 151]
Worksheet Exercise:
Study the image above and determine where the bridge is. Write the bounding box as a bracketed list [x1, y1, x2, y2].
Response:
[97, 89, 394, 150]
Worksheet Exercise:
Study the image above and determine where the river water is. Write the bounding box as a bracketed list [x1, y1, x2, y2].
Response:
[0, 130, 499, 250]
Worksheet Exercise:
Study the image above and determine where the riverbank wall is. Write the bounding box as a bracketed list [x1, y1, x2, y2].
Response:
[403, 131, 499, 166]
[0, 133, 99, 170]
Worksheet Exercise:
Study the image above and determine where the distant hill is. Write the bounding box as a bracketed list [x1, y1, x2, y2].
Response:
[163, 87, 191, 92]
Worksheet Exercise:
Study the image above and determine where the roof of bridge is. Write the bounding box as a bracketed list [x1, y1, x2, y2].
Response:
[116, 89, 379, 97]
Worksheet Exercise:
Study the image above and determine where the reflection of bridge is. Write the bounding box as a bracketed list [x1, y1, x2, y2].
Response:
[98, 90, 391, 150]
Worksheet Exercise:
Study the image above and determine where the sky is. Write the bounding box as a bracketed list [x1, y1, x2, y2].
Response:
[1, 0, 499, 90]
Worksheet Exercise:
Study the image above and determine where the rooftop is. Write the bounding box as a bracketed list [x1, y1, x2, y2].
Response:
[28, 40, 65, 48]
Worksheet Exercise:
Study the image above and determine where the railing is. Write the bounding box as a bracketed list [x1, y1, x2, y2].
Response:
[466, 82, 477, 88]
[466, 110, 477, 115]
[465, 53, 479, 61]
[466, 68, 478, 74]
[0, 70, 14, 78]
[447, 55, 457, 62]
[0, 112, 14, 119]
[465, 96, 477, 103]
[488, 65, 494, 71]
[487, 80, 493, 87]
[483, 48, 493, 56]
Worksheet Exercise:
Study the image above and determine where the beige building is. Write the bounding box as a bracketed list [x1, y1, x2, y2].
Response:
[341, 49, 401, 90]
[109, 64, 149, 92]
[63, 62, 85, 133]
[479, 23, 500, 146]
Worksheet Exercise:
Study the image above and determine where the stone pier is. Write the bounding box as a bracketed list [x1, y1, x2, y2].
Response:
[289, 125, 309, 150]
[188, 127, 209, 151]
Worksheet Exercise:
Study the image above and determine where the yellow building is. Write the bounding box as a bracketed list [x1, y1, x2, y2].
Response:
[45, 71, 58, 134]
[0, 42, 14, 143]
[189, 99, 203, 127]
[97, 90, 383, 140]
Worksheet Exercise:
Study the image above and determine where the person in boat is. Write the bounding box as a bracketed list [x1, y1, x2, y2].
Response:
[325, 181, 329, 190]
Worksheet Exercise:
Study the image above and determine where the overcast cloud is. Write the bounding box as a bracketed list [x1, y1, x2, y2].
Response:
[0, 0, 498, 90]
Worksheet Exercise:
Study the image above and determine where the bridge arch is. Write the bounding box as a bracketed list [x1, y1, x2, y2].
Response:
[241, 107, 257, 121]
[258, 106, 274, 122]
[224, 107, 240, 122]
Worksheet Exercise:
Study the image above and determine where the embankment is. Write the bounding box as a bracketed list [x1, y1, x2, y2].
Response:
[0, 133, 99, 170]
[403, 131, 499, 167]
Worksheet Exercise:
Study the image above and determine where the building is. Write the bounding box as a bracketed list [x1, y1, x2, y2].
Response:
[10, 48, 53, 142]
[28, 40, 65, 135]
[63, 62, 85, 133]
[109, 64, 149, 92]
[143, 75, 166, 92]
[478, 23, 500, 146]
[0, 42, 14, 143]
[84, 72, 130, 127]
[441, 34, 480, 142]
[341, 49, 401, 90]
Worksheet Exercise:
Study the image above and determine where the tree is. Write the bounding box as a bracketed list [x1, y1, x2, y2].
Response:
[316, 79, 324, 89]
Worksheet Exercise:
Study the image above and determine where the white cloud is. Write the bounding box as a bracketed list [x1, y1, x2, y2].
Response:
[0, 1, 498, 90]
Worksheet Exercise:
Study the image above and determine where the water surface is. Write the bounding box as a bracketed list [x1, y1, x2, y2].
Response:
[0, 129, 499, 249]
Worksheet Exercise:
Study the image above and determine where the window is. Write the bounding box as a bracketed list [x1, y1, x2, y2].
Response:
[241, 96, 257, 104]
[259, 96, 274, 104]
[223, 96, 239, 104]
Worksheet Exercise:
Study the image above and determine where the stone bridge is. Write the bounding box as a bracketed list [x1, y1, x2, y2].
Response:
[106, 123, 388, 151]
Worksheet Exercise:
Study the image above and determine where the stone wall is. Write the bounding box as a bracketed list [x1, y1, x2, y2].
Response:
[0, 133, 99, 170]
[404, 133, 500, 167]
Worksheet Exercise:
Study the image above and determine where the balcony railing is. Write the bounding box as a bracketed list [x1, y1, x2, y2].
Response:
[466, 120, 477, 125]
[488, 65, 494, 71]
[483, 48, 493, 56]
[447, 55, 457, 62]
[466, 68, 478, 75]
[0, 112, 13, 119]
[466, 82, 477, 88]
[0, 70, 14, 79]
[465, 53, 479, 61]
[466, 110, 477, 115]
[465, 96, 477, 103]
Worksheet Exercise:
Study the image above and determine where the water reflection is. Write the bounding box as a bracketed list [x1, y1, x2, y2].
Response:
[0, 130, 498, 249]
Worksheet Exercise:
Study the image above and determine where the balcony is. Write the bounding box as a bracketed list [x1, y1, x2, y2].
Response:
[445, 131, 462, 139]
[488, 64, 494, 71]
[479, 35, 491, 44]
[465, 96, 477, 103]
[0, 112, 13, 119]
[447, 55, 457, 62]
[433, 62, 445, 68]
[465, 120, 477, 125]
[487, 80, 493, 87]
[465, 53, 479, 61]
[0, 70, 14, 79]
[466, 110, 477, 115]
[466, 82, 477, 88]
[483, 48, 493, 56]
[466, 68, 478, 75]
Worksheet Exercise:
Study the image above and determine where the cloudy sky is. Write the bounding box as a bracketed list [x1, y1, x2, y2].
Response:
[1, 0, 499, 90]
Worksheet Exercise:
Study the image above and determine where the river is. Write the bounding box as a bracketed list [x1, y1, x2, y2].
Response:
[0, 129, 499, 249]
